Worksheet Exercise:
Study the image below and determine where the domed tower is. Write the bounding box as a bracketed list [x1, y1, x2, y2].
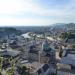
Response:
[42, 39, 50, 52]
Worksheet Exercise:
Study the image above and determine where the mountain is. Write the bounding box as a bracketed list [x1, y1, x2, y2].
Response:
[50, 23, 75, 31]
[0, 27, 22, 38]
[66, 23, 75, 30]
[0, 23, 75, 36]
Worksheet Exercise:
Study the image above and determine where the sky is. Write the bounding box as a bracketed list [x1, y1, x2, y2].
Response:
[0, 0, 75, 26]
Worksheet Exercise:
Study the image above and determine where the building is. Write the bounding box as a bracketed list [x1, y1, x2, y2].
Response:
[42, 39, 50, 52]
[57, 49, 75, 75]
[0, 49, 20, 58]
[19, 61, 49, 75]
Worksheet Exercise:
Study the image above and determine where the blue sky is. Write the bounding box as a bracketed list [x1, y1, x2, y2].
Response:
[0, 0, 75, 26]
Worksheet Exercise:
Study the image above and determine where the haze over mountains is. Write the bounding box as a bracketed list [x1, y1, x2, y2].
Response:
[0, 23, 75, 35]
[14, 23, 75, 32]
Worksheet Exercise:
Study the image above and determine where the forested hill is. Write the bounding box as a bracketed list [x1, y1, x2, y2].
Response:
[0, 27, 22, 37]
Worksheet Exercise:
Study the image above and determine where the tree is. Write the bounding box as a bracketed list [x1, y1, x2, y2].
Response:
[17, 66, 29, 75]
[60, 32, 69, 39]
[0, 55, 3, 71]
[0, 72, 2, 75]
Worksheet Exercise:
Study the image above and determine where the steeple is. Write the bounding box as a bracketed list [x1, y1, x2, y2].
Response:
[42, 39, 50, 52]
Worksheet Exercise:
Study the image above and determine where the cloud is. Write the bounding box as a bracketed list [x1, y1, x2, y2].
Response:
[0, 0, 22, 15]
[0, 0, 66, 16]
[0, 17, 52, 26]
[0, 0, 75, 26]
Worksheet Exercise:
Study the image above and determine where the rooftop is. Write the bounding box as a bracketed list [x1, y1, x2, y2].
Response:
[0, 49, 20, 57]
[21, 62, 44, 74]
[61, 54, 75, 66]
[21, 32, 32, 39]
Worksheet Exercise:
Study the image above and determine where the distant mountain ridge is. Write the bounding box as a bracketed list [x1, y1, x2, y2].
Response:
[0, 23, 75, 35]
[14, 23, 75, 33]
[50, 23, 75, 31]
